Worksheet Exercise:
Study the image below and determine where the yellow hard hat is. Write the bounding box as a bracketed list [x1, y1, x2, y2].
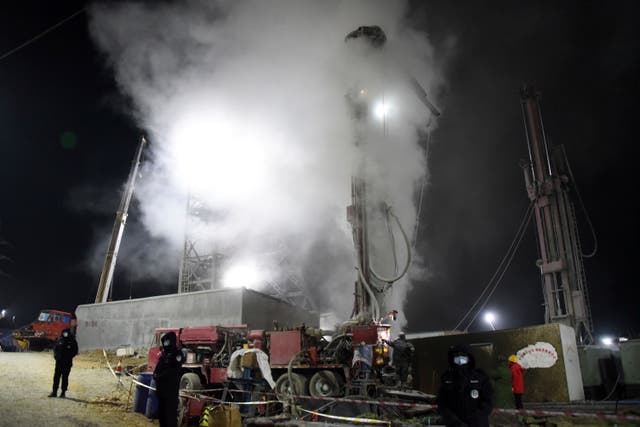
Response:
[508, 355, 519, 363]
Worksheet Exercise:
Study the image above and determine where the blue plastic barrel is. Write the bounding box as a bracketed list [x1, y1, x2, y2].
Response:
[133, 372, 153, 414]
[145, 378, 159, 419]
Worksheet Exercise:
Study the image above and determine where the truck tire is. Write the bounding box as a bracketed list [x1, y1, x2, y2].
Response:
[309, 370, 343, 398]
[180, 372, 203, 391]
[178, 372, 203, 424]
[274, 373, 308, 399]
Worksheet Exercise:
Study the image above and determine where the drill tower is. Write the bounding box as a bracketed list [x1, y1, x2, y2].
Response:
[519, 85, 594, 344]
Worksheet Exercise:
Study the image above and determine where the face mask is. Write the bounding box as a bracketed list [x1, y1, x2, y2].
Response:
[63, 332, 69, 338]
[163, 340, 171, 347]
[453, 355, 469, 366]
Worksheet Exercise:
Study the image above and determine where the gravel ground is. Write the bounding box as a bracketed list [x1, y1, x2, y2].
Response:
[0, 351, 156, 427]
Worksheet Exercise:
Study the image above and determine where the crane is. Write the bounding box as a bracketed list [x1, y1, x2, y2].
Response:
[94, 136, 147, 303]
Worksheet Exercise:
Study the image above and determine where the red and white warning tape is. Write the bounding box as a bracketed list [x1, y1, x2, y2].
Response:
[115, 361, 639, 423]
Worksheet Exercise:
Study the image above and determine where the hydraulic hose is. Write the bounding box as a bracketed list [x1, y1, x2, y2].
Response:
[356, 267, 380, 321]
[368, 206, 412, 284]
[213, 331, 229, 362]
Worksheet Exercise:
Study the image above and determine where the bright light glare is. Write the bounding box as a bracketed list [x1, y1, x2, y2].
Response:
[373, 101, 390, 119]
[222, 261, 261, 289]
[168, 112, 268, 200]
[619, 337, 629, 342]
[484, 312, 496, 323]
[0, 309, 5, 318]
[601, 336, 614, 346]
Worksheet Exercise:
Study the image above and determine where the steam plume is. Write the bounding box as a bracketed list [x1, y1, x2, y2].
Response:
[89, 0, 443, 325]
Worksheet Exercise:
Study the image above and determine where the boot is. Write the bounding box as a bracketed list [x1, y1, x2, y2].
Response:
[59, 391, 66, 398]
[48, 391, 57, 398]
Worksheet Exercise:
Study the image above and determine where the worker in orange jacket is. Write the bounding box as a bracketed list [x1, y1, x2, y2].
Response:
[508, 355, 524, 409]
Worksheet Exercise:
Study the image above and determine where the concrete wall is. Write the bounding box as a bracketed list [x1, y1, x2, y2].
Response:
[621, 339, 640, 385]
[410, 323, 583, 403]
[559, 323, 585, 400]
[76, 288, 318, 351]
[241, 289, 319, 330]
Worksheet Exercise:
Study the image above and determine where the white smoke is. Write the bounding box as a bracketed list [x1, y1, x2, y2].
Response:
[89, 0, 443, 324]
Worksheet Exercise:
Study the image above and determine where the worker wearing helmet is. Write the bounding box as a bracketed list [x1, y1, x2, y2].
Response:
[437, 344, 493, 427]
[154, 331, 183, 427]
[508, 354, 524, 409]
[48, 328, 78, 398]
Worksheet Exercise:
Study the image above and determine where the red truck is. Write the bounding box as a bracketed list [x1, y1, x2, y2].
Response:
[12, 309, 77, 350]
[147, 322, 394, 400]
[147, 325, 252, 420]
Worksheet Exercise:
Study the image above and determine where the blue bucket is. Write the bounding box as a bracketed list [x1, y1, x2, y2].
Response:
[145, 378, 159, 419]
[133, 372, 153, 414]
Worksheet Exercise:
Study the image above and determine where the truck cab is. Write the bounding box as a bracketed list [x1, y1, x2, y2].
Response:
[12, 309, 77, 350]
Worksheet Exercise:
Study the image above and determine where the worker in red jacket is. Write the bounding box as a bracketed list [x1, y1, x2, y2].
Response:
[508, 355, 524, 409]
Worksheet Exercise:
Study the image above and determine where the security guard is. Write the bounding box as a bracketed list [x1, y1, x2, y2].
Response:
[154, 331, 183, 427]
[437, 344, 493, 427]
[48, 328, 78, 398]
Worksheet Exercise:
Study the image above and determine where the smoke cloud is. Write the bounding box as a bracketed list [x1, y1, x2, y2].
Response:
[89, 0, 443, 325]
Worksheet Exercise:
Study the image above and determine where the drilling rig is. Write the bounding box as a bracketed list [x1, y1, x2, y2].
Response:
[146, 26, 440, 405]
[519, 85, 594, 344]
[345, 25, 439, 326]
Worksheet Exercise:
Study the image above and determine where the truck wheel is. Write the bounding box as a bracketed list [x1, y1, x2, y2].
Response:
[309, 370, 343, 398]
[178, 373, 203, 424]
[274, 373, 308, 399]
[180, 372, 203, 391]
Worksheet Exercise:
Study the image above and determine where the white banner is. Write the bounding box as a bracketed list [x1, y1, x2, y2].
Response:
[516, 342, 558, 369]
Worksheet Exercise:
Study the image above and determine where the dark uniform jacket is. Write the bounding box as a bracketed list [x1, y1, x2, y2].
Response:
[437, 344, 493, 427]
[153, 332, 183, 396]
[53, 328, 78, 366]
[389, 338, 415, 365]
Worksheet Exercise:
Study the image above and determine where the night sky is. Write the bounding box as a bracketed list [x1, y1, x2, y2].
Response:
[1, 1, 638, 339]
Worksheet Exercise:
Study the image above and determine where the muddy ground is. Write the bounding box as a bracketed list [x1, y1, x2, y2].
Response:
[0, 350, 154, 427]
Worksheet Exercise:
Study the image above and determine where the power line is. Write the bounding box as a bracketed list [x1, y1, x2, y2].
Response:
[452, 201, 534, 331]
[462, 206, 534, 331]
[0, 7, 86, 62]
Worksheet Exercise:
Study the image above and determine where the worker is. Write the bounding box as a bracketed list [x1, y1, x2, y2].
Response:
[491, 355, 515, 409]
[153, 331, 183, 427]
[385, 332, 415, 387]
[508, 354, 524, 409]
[48, 328, 78, 398]
[437, 344, 493, 427]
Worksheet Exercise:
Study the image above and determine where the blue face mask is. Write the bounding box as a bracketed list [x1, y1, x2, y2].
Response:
[62, 332, 69, 338]
[453, 355, 469, 366]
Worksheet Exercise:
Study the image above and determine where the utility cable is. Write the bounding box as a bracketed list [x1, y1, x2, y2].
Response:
[453, 202, 532, 330]
[452, 201, 533, 331]
[412, 133, 431, 249]
[560, 145, 598, 258]
[462, 205, 535, 331]
[385, 211, 399, 275]
[0, 7, 86, 62]
[600, 372, 621, 402]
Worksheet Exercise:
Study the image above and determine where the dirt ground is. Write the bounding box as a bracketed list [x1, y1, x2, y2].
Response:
[0, 350, 155, 427]
[2, 350, 638, 426]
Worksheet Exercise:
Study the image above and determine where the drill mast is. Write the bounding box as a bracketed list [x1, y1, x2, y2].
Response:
[519, 85, 594, 344]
